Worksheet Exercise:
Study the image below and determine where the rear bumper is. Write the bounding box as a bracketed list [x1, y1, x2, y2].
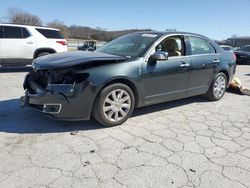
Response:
[20, 75, 97, 121]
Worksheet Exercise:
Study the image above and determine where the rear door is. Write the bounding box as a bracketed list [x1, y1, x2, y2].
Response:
[1, 26, 36, 62]
[187, 36, 219, 96]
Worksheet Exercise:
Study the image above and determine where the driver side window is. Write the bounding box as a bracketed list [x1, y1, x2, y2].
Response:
[156, 36, 185, 57]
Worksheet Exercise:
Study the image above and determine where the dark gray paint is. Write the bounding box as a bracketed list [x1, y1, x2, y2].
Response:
[20, 31, 237, 120]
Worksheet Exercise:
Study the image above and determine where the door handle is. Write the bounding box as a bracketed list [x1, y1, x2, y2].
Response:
[27, 41, 34, 44]
[213, 59, 220, 63]
[180, 62, 190, 67]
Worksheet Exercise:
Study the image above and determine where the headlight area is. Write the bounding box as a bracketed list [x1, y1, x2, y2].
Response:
[47, 72, 90, 97]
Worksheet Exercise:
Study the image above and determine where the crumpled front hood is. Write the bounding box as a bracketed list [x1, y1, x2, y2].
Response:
[33, 51, 128, 70]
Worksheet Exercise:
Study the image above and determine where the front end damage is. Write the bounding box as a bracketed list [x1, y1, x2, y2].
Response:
[20, 68, 96, 120]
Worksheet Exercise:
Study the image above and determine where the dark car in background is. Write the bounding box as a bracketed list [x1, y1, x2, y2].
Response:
[20, 32, 236, 126]
[77, 41, 96, 51]
[235, 45, 250, 64]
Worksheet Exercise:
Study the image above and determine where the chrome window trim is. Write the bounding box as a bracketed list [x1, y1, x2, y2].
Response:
[184, 53, 220, 58]
[143, 33, 218, 62]
[157, 53, 220, 60]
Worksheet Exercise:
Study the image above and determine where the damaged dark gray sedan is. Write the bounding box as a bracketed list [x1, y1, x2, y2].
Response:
[20, 32, 236, 126]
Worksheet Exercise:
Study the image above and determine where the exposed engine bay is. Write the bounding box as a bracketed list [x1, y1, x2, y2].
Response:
[24, 68, 89, 94]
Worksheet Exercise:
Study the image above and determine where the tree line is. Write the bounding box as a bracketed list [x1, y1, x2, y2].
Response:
[6, 8, 151, 41]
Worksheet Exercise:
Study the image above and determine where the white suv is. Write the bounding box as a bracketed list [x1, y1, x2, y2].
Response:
[0, 24, 68, 66]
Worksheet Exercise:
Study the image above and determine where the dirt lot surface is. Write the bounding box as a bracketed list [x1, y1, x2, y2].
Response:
[0, 65, 250, 188]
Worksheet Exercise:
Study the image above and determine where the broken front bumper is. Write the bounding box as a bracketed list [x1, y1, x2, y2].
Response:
[20, 91, 65, 114]
[20, 74, 97, 121]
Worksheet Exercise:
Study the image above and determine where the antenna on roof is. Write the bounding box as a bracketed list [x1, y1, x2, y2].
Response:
[165, 29, 177, 32]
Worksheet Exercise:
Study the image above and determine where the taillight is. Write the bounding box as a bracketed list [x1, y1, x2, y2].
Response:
[56, 41, 67, 46]
[232, 53, 237, 61]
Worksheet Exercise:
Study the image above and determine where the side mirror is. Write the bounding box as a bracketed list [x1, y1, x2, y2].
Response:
[150, 51, 168, 61]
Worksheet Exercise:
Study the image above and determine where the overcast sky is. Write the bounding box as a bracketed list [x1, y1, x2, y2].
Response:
[0, 0, 249, 40]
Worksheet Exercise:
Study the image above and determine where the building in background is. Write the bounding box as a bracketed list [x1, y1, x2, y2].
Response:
[226, 37, 250, 47]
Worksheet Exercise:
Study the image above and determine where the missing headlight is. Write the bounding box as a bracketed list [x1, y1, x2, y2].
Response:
[46, 72, 90, 96]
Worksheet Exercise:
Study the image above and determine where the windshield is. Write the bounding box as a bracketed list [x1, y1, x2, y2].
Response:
[97, 33, 161, 57]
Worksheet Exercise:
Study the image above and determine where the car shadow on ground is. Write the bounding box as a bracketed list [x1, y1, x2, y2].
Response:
[0, 96, 209, 134]
[0, 98, 103, 134]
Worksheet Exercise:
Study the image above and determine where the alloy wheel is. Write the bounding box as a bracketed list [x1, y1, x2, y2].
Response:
[103, 89, 131, 122]
[213, 75, 226, 99]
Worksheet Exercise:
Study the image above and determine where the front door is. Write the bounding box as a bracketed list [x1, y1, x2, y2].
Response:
[142, 36, 191, 105]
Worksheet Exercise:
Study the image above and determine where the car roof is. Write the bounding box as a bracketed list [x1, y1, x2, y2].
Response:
[130, 31, 218, 46]
[131, 31, 217, 43]
[0, 23, 59, 31]
[133, 31, 207, 37]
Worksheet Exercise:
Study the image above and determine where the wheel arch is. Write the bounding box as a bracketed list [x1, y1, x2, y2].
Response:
[90, 77, 140, 116]
[100, 78, 139, 106]
[217, 69, 230, 84]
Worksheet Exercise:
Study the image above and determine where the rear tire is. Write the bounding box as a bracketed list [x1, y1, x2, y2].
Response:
[206, 72, 227, 101]
[92, 83, 135, 127]
[36, 52, 51, 58]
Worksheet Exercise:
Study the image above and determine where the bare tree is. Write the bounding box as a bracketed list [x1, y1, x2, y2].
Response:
[47, 20, 68, 38]
[8, 8, 42, 26]
[7, 7, 151, 41]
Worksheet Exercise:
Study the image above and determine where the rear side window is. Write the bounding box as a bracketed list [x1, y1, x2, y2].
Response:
[3, 26, 22, 38]
[36, 28, 64, 39]
[0, 26, 3, 38]
[22, 28, 31, 38]
[189, 37, 216, 55]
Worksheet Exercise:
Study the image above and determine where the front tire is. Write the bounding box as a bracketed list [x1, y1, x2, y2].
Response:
[92, 83, 135, 126]
[206, 72, 227, 101]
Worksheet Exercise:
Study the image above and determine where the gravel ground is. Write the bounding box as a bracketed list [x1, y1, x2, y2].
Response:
[0, 65, 249, 188]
